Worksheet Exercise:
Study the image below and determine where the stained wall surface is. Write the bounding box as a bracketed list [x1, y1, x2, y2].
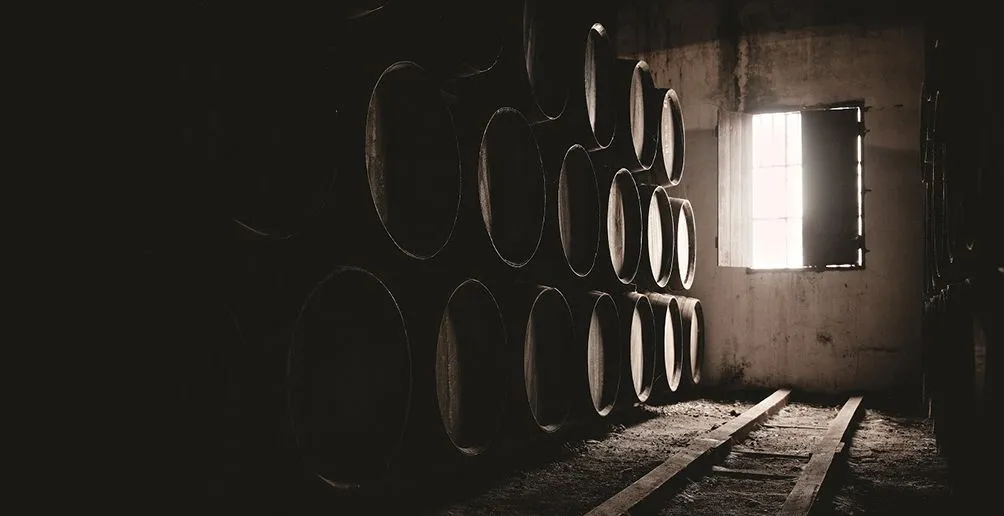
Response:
[617, 0, 924, 393]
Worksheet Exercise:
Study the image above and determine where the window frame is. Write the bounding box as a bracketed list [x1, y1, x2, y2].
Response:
[743, 100, 867, 274]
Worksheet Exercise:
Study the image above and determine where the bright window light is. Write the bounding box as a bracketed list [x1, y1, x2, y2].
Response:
[752, 111, 803, 269]
[751, 107, 864, 270]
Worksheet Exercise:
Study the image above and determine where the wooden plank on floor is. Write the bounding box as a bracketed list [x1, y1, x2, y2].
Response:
[779, 396, 865, 516]
[706, 389, 793, 442]
[711, 466, 798, 480]
[730, 448, 811, 460]
[584, 388, 792, 516]
[762, 423, 828, 430]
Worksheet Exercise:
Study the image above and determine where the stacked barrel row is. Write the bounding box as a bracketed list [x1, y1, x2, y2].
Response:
[171, 1, 705, 504]
[919, 8, 1001, 507]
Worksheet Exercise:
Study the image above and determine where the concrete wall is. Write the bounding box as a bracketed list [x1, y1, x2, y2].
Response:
[617, 0, 924, 393]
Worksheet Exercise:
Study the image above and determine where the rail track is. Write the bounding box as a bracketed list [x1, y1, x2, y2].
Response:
[586, 389, 864, 515]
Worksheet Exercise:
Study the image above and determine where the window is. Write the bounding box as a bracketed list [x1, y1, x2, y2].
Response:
[717, 104, 864, 270]
[751, 112, 803, 269]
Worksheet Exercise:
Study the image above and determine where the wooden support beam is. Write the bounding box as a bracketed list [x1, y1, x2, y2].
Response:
[585, 389, 792, 516]
[779, 396, 864, 516]
[711, 466, 798, 480]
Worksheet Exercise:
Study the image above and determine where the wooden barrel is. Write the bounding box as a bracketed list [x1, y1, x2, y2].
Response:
[443, 1, 575, 126]
[606, 169, 644, 284]
[557, 145, 601, 277]
[334, 1, 504, 79]
[123, 251, 252, 504]
[478, 107, 547, 268]
[610, 59, 660, 172]
[521, 0, 575, 120]
[340, 1, 388, 19]
[569, 291, 622, 417]
[426, 0, 505, 77]
[929, 290, 949, 453]
[288, 270, 512, 488]
[921, 297, 936, 411]
[675, 296, 704, 387]
[649, 293, 684, 396]
[287, 267, 411, 489]
[653, 88, 686, 187]
[923, 179, 937, 294]
[435, 279, 509, 455]
[919, 81, 938, 182]
[366, 61, 462, 259]
[523, 287, 575, 432]
[495, 285, 577, 436]
[579, 23, 616, 150]
[202, 26, 340, 239]
[639, 184, 675, 289]
[622, 292, 657, 403]
[668, 197, 697, 291]
[930, 142, 953, 283]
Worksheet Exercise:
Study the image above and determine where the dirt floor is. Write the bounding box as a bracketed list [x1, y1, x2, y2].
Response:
[422, 391, 952, 515]
[658, 402, 838, 515]
[829, 409, 952, 515]
[433, 391, 758, 515]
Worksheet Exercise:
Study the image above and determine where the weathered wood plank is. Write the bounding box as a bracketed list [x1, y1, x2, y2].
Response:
[711, 466, 799, 480]
[763, 421, 827, 429]
[717, 109, 753, 267]
[707, 389, 793, 441]
[779, 396, 865, 516]
[730, 448, 811, 460]
[585, 389, 792, 516]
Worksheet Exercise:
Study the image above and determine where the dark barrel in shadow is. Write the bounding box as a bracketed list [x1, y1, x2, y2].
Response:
[443, 1, 575, 126]
[366, 61, 462, 260]
[341, 1, 388, 19]
[287, 267, 411, 489]
[668, 197, 697, 291]
[523, 287, 576, 432]
[435, 279, 509, 456]
[121, 250, 253, 505]
[522, 0, 574, 121]
[496, 285, 577, 437]
[558, 145, 601, 277]
[607, 169, 644, 284]
[430, 0, 505, 77]
[478, 107, 547, 268]
[577, 23, 616, 150]
[336, 1, 503, 79]
[206, 29, 340, 239]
